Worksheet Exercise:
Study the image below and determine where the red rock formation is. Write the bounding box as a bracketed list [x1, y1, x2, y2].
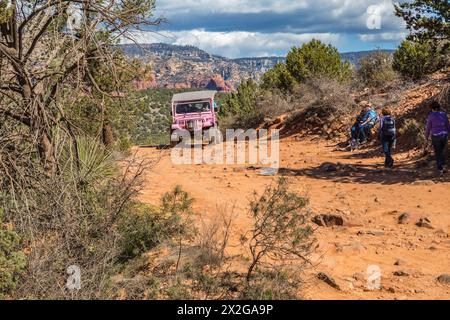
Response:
[163, 82, 191, 89]
[155, 74, 236, 92]
[205, 74, 234, 92]
[133, 73, 157, 91]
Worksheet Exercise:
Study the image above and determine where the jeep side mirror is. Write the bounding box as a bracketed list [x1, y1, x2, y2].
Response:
[214, 102, 219, 112]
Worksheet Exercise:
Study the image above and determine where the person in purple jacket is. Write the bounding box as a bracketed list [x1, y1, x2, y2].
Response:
[425, 101, 450, 175]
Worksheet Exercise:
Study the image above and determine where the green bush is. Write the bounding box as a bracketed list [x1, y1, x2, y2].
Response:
[241, 270, 299, 300]
[393, 40, 444, 80]
[261, 62, 296, 92]
[0, 209, 26, 298]
[118, 186, 196, 262]
[117, 204, 168, 261]
[219, 79, 263, 129]
[261, 40, 352, 94]
[245, 178, 315, 282]
[286, 39, 352, 83]
[357, 51, 397, 87]
[219, 79, 259, 116]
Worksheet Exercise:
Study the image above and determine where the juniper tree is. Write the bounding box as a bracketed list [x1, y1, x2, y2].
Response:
[0, 0, 160, 173]
[395, 0, 450, 43]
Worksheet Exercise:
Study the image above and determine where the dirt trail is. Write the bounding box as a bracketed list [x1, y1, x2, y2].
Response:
[136, 136, 450, 300]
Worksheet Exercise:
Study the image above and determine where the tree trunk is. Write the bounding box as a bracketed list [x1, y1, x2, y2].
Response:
[38, 132, 57, 175]
[246, 260, 257, 283]
[102, 120, 114, 148]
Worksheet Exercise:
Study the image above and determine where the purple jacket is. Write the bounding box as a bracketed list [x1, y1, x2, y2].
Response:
[425, 111, 450, 139]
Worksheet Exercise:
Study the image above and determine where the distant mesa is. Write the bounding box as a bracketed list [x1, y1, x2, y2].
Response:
[119, 43, 394, 92]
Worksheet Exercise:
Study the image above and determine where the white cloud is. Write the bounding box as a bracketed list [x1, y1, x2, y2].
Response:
[359, 32, 407, 42]
[122, 0, 409, 57]
[123, 29, 341, 58]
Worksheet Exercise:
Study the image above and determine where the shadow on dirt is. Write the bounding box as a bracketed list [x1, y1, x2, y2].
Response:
[277, 158, 449, 185]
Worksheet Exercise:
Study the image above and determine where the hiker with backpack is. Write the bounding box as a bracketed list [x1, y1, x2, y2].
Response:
[379, 108, 396, 168]
[425, 101, 449, 175]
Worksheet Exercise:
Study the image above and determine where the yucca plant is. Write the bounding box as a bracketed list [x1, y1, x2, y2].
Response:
[55, 131, 117, 188]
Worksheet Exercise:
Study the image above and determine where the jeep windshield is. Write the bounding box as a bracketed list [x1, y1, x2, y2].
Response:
[175, 101, 210, 114]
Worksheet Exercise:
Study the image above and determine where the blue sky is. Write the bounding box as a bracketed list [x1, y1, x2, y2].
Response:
[126, 0, 409, 58]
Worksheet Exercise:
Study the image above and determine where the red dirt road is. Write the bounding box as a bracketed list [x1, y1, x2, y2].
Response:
[136, 137, 450, 300]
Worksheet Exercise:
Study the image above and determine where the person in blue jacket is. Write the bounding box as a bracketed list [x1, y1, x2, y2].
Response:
[358, 102, 379, 143]
[351, 102, 378, 147]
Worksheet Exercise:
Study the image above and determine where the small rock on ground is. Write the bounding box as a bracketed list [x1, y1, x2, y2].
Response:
[313, 214, 345, 227]
[398, 213, 411, 225]
[416, 217, 434, 229]
[393, 270, 410, 277]
[317, 272, 341, 290]
[394, 259, 407, 266]
[437, 274, 450, 284]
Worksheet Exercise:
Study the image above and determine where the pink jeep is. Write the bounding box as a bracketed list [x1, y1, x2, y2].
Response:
[171, 91, 219, 141]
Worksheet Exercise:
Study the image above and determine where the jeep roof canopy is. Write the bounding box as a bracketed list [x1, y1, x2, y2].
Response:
[172, 90, 216, 104]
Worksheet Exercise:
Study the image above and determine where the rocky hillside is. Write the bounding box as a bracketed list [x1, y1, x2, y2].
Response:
[119, 43, 393, 91]
[119, 43, 269, 91]
[264, 69, 449, 150]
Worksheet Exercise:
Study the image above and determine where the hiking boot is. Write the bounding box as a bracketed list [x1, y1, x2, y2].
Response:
[388, 159, 394, 168]
[350, 139, 358, 151]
